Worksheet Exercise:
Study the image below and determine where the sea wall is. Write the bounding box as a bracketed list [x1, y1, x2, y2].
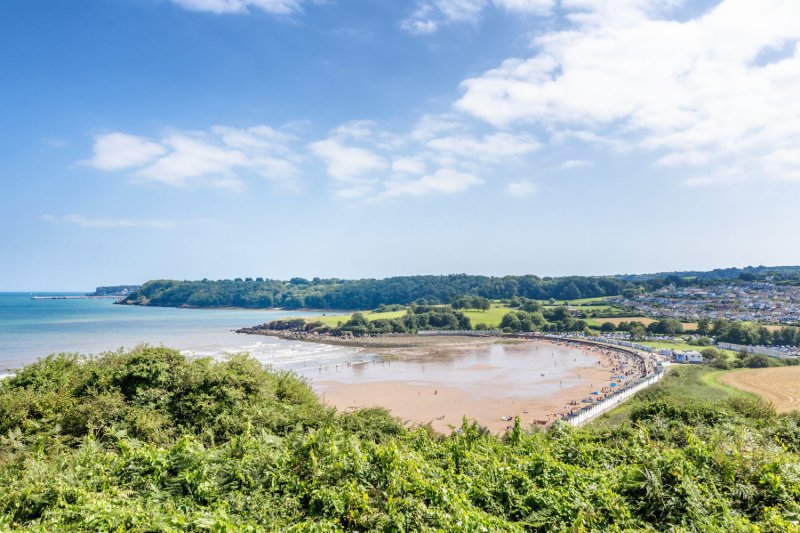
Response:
[562, 370, 665, 426]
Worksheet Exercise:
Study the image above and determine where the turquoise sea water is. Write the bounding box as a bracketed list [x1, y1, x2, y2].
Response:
[0, 293, 362, 374]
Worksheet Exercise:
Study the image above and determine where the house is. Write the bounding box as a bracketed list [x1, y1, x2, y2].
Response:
[673, 350, 704, 364]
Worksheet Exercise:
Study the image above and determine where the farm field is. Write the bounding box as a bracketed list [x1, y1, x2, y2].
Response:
[717, 367, 800, 413]
[748, 323, 785, 332]
[586, 316, 655, 326]
[586, 317, 786, 333]
[548, 296, 609, 305]
[558, 305, 621, 314]
[585, 316, 697, 329]
[302, 304, 513, 329]
[303, 310, 407, 328]
[461, 305, 511, 327]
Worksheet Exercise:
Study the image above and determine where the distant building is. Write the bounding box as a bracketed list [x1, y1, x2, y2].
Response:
[673, 350, 704, 364]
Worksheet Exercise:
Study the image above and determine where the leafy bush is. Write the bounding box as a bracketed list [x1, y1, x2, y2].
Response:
[0, 346, 327, 445]
[1, 349, 799, 530]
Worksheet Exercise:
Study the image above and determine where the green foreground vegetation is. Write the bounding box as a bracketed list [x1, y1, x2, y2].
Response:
[1, 347, 799, 531]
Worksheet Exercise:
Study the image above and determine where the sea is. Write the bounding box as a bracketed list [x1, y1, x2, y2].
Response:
[0, 292, 365, 377]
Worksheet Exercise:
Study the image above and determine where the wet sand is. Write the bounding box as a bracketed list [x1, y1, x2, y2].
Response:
[312, 339, 630, 433]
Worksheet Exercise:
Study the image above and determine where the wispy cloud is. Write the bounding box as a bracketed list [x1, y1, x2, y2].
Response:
[43, 138, 69, 149]
[402, 0, 554, 34]
[307, 123, 390, 199]
[309, 115, 539, 199]
[505, 180, 537, 197]
[558, 159, 592, 170]
[41, 214, 213, 229]
[425, 131, 540, 163]
[83, 132, 167, 171]
[83, 125, 302, 191]
[383, 168, 483, 198]
[170, 0, 304, 15]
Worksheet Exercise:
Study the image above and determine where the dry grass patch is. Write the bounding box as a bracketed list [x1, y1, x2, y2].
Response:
[718, 366, 800, 413]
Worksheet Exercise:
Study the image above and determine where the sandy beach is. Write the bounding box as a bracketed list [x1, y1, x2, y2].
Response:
[310, 336, 639, 433]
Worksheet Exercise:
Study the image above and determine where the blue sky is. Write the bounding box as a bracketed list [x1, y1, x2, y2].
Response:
[2, 0, 800, 290]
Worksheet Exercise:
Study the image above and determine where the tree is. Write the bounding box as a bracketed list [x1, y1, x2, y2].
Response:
[558, 282, 582, 300]
[647, 318, 684, 335]
[696, 318, 711, 336]
[700, 348, 729, 369]
[451, 295, 490, 311]
[629, 324, 647, 340]
[519, 299, 542, 313]
[600, 322, 617, 333]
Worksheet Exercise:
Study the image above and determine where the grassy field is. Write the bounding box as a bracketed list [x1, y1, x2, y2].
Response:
[461, 305, 511, 327]
[547, 296, 609, 305]
[302, 304, 513, 328]
[584, 316, 699, 329]
[305, 310, 408, 327]
[563, 305, 620, 313]
[591, 365, 754, 428]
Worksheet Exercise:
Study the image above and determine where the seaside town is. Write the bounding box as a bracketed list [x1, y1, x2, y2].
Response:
[613, 281, 800, 325]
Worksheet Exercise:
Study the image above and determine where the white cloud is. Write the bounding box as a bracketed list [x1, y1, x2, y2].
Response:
[426, 131, 540, 162]
[171, 0, 303, 15]
[308, 138, 387, 182]
[42, 214, 211, 229]
[402, 0, 553, 34]
[505, 180, 537, 197]
[83, 133, 166, 171]
[492, 0, 554, 13]
[383, 168, 483, 197]
[330, 120, 380, 140]
[411, 114, 465, 142]
[135, 133, 249, 189]
[309, 114, 541, 199]
[404, 19, 439, 34]
[558, 159, 592, 170]
[85, 125, 302, 191]
[392, 157, 428, 175]
[310, 118, 541, 199]
[456, 0, 800, 184]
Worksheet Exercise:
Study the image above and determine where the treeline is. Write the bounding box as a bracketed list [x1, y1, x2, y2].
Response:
[1, 348, 798, 530]
[499, 305, 588, 333]
[266, 305, 472, 336]
[699, 318, 800, 347]
[617, 264, 800, 282]
[118, 266, 800, 311]
[120, 274, 632, 310]
[596, 317, 800, 348]
[599, 318, 685, 337]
